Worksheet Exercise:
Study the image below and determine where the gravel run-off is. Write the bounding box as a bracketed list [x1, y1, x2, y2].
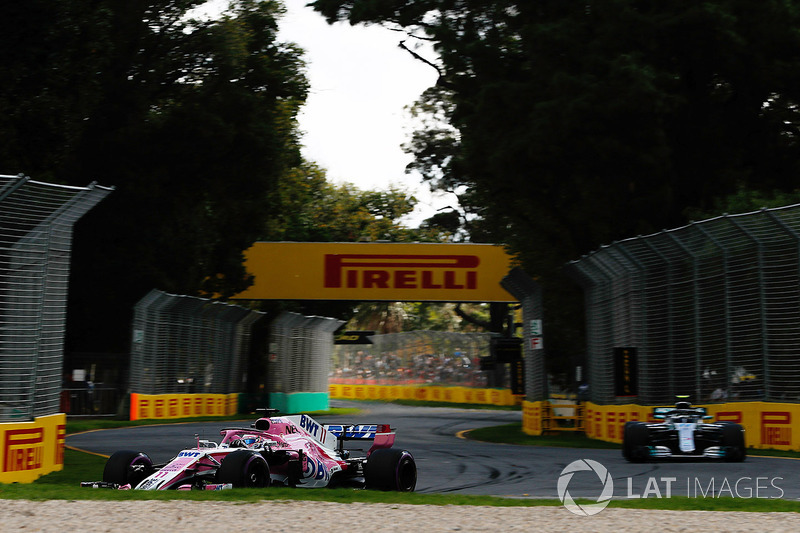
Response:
[2, 500, 799, 533]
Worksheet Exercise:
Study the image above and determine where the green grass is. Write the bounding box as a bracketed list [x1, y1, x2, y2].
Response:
[65, 407, 360, 435]
[610, 497, 800, 512]
[2, 412, 798, 511]
[464, 423, 619, 448]
[1, 453, 541, 505]
[745, 448, 800, 459]
[3, 448, 797, 512]
[3, 448, 542, 505]
[463, 422, 800, 459]
[345, 398, 522, 411]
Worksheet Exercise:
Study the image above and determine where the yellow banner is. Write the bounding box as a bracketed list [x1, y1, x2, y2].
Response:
[0, 413, 65, 483]
[522, 401, 545, 435]
[130, 393, 238, 421]
[522, 400, 800, 452]
[329, 383, 520, 406]
[233, 242, 517, 302]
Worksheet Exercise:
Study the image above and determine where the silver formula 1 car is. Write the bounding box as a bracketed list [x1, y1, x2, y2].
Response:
[622, 400, 746, 462]
[83, 410, 416, 491]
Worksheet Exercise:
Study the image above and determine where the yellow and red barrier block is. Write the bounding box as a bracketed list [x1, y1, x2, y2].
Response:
[328, 383, 521, 406]
[522, 399, 800, 452]
[0, 413, 65, 483]
[129, 393, 238, 421]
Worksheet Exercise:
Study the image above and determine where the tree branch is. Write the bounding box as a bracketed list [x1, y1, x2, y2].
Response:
[454, 303, 493, 330]
[398, 39, 449, 86]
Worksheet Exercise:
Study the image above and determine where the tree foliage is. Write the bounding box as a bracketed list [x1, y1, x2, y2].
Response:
[1, 0, 499, 358]
[2, 0, 313, 351]
[259, 163, 461, 326]
[264, 163, 446, 242]
[310, 0, 800, 369]
[343, 301, 491, 334]
[685, 187, 800, 222]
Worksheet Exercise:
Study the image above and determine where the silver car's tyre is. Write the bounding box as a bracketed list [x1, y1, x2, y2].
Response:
[719, 422, 746, 462]
[622, 422, 649, 462]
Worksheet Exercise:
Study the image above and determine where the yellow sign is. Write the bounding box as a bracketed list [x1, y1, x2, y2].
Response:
[329, 383, 520, 406]
[0, 413, 65, 483]
[130, 393, 238, 421]
[233, 242, 517, 302]
[523, 400, 800, 452]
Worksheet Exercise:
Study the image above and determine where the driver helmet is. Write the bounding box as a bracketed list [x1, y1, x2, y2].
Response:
[241, 434, 260, 448]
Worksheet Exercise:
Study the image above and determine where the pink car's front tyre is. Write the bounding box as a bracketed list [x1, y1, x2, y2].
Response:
[216, 450, 271, 488]
[103, 450, 154, 488]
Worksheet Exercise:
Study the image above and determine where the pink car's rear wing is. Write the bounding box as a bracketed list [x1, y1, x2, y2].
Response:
[324, 424, 396, 456]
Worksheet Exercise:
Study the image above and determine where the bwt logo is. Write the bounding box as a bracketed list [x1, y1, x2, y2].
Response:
[4, 428, 44, 472]
[324, 254, 480, 290]
[300, 415, 319, 435]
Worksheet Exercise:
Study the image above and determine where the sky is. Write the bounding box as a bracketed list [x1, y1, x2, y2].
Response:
[197, 1, 452, 226]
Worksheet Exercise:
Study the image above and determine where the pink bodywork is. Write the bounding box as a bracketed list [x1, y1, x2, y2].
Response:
[133, 414, 396, 490]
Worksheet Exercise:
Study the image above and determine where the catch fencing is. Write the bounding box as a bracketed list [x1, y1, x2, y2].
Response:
[0, 175, 111, 421]
[501, 267, 546, 401]
[567, 204, 800, 405]
[268, 312, 343, 394]
[332, 330, 495, 388]
[130, 289, 264, 395]
[59, 387, 121, 418]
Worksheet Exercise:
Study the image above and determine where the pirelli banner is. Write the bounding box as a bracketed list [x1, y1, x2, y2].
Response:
[329, 383, 520, 406]
[232, 242, 517, 302]
[130, 393, 239, 421]
[522, 401, 800, 452]
[0, 413, 65, 483]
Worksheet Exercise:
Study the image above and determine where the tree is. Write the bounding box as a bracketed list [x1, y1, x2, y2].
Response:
[310, 0, 800, 372]
[257, 163, 458, 324]
[342, 301, 492, 334]
[263, 162, 451, 243]
[0, 1, 312, 352]
[0, 1, 116, 181]
[685, 187, 800, 221]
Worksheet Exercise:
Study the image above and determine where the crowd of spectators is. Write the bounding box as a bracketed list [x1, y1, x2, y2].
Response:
[331, 349, 490, 387]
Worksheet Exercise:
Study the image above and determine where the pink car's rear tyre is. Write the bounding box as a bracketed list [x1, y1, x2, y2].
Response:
[365, 449, 417, 491]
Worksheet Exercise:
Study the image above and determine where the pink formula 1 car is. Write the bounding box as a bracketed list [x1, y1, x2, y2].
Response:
[84, 410, 416, 491]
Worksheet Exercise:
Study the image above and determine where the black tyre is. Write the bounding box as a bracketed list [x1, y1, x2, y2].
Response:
[216, 450, 271, 488]
[719, 422, 746, 462]
[103, 450, 154, 488]
[622, 422, 649, 462]
[364, 448, 417, 492]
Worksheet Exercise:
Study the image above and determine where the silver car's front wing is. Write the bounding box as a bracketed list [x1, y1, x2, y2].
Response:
[648, 445, 725, 459]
